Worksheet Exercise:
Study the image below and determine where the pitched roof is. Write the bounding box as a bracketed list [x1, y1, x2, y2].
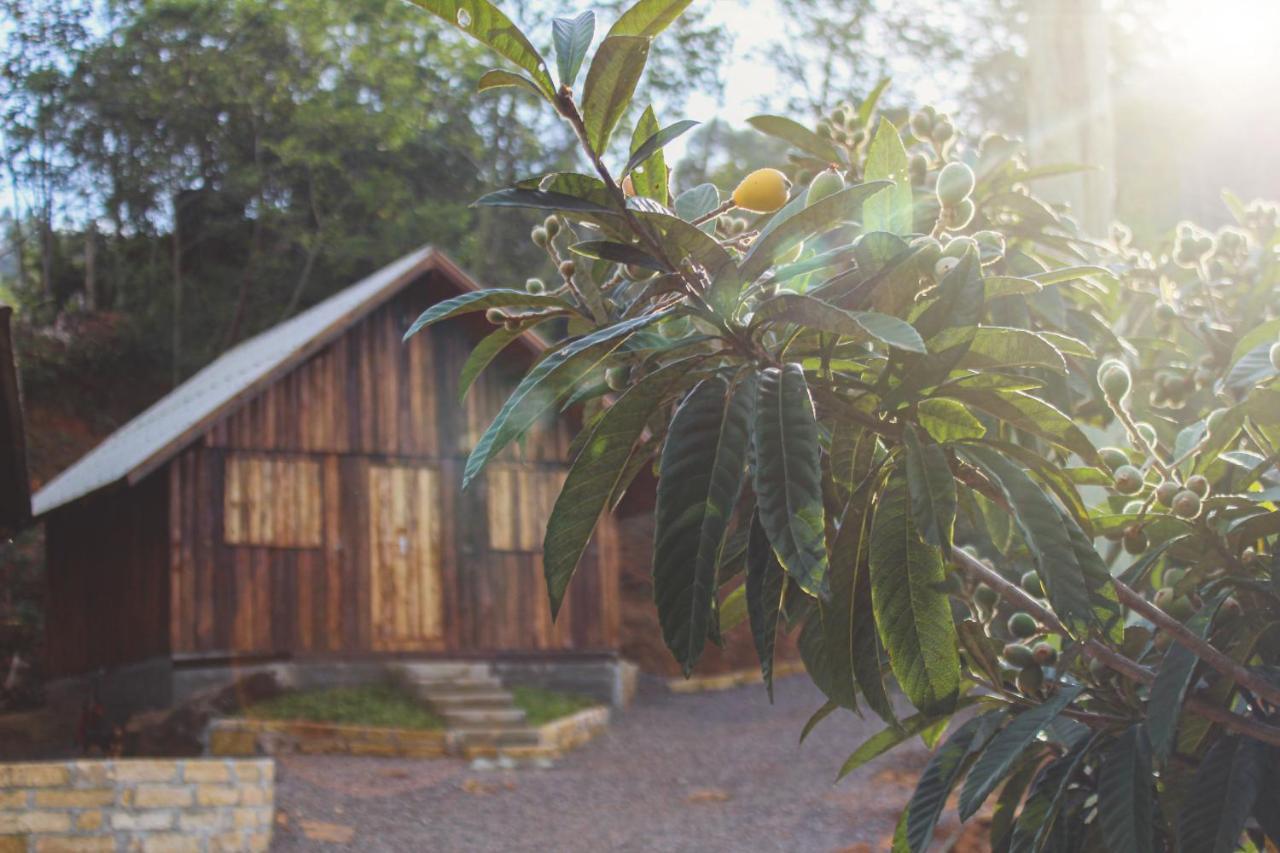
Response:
[33, 247, 521, 516]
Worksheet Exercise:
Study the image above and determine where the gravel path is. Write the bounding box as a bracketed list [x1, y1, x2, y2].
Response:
[271, 675, 939, 852]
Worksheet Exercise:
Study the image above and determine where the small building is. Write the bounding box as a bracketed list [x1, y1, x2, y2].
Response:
[33, 249, 632, 710]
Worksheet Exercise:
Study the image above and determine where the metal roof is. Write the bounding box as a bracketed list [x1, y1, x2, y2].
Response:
[32, 246, 503, 516]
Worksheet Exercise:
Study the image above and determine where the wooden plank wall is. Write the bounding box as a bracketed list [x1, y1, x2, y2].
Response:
[45, 473, 170, 675]
[168, 273, 621, 660]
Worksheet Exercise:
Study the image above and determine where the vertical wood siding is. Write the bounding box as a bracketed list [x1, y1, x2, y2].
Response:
[162, 273, 620, 660]
[45, 473, 170, 675]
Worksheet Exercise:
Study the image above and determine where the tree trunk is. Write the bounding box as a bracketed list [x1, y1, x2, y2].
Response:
[221, 120, 265, 349]
[83, 222, 97, 311]
[1026, 0, 1116, 236]
[171, 199, 183, 387]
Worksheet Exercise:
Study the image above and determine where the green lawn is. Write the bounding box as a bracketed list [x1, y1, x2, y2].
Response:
[238, 684, 444, 730]
[510, 686, 596, 726]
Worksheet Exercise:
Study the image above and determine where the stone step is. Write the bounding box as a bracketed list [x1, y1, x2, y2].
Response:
[450, 726, 541, 747]
[419, 689, 514, 709]
[441, 707, 527, 728]
[410, 676, 505, 694]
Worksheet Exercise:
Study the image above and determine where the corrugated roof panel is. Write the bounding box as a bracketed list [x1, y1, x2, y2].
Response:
[32, 246, 438, 516]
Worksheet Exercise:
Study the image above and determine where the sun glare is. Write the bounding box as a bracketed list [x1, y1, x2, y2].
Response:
[1165, 0, 1280, 91]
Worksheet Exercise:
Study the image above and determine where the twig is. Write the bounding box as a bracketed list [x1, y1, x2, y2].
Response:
[952, 549, 1280, 748]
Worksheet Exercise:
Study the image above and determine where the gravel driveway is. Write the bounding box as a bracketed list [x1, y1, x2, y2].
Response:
[271, 675, 942, 852]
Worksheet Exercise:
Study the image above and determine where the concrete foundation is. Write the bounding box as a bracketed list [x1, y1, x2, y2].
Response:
[48, 654, 638, 719]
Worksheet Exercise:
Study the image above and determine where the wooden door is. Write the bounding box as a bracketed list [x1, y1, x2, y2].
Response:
[368, 464, 443, 650]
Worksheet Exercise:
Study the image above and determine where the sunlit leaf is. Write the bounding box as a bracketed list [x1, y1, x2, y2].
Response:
[581, 35, 650, 154]
[405, 0, 554, 95]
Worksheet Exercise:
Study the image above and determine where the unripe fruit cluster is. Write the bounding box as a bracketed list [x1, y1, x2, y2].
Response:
[1173, 223, 1214, 268]
[935, 161, 976, 231]
[908, 105, 955, 149]
[1096, 359, 1131, 401]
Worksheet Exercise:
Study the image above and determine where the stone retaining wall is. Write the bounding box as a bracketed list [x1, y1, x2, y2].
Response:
[209, 707, 610, 761]
[0, 758, 273, 852]
[208, 719, 448, 759]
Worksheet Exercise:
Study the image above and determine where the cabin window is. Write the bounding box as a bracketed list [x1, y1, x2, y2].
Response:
[223, 454, 323, 548]
[486, 464, 567, 552]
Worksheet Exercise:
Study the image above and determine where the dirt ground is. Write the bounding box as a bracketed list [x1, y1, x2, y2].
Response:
[270, 675, 981, 852]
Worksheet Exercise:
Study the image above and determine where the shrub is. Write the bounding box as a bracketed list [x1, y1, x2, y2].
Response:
[403, 2, 1280, 849]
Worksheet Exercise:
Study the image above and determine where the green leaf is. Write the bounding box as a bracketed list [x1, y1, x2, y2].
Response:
[959, 445, 1114, 637]
[799, 700, 838, 744]
[989, 752, 1041, 852]
[674, 183, 720, 228]
[624, 117, 698, 180]
[753, 293, 926, 353]
[931, 326, 1067, 373]
[902, 426, 956, 552]
[799, 610, 857, 713]
[856, 77, 892, 127]
[869, 468, 960, 715]
[477, 68, 547, 97]
[570, 240, 667, 271]
[463, 311, 666, 488]
[474, 186, 619, 215]
[633, 211, 734, 277]
[580, 35, 650, 154]
[837, 698, 978, 779]
[745, 514, 786, 699]
[1179, 735, 1264, 853]
[862, 119, 913, 235]
[654, 376, 754, 675]
[917, 398, 985, 443]
[552, 11, 595, 87]
[717, 583, 746, 633]
[753, 365, 829, 598]
[734, 181, 892, 285]
[404, 288, 570, 339]
[903, 713, 998, 853]
[405, 0, 555, 95]
[607, 0, 691, 37]
[814, 496, 870, 712]
[458, 323, 538, 402]
[745, 114, 845, 164]
[1098, 725, 1154, 853]
[958, 683, 1085, 820]
[1147, 598, 1223, 762]
[1008, 731, 1095, 852]
[544, 358, 695, 617]
[881, 253, 984, 408]
[946, 388, 1099, 466]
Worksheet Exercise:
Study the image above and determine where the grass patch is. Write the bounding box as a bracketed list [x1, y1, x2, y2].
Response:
[239, 684, 443, 730]
[511, 686, 596, 726]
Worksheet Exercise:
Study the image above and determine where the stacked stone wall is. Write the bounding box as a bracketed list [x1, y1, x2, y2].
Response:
[0, 759, 273, 852]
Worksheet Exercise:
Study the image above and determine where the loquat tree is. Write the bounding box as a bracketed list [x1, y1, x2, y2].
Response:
[402, 2, 1280, 849]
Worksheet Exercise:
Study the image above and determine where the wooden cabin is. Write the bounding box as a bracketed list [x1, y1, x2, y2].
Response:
[32, 249, 632, 709]
[34, 248, 796, 713]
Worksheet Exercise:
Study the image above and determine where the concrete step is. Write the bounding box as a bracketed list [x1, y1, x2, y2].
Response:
[450, 726, 541, 747]
[390, 661, 494, 684]
[419, 689, 514, 709]
[410, 676, 505, 694]
[441, 707, 527, 728]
